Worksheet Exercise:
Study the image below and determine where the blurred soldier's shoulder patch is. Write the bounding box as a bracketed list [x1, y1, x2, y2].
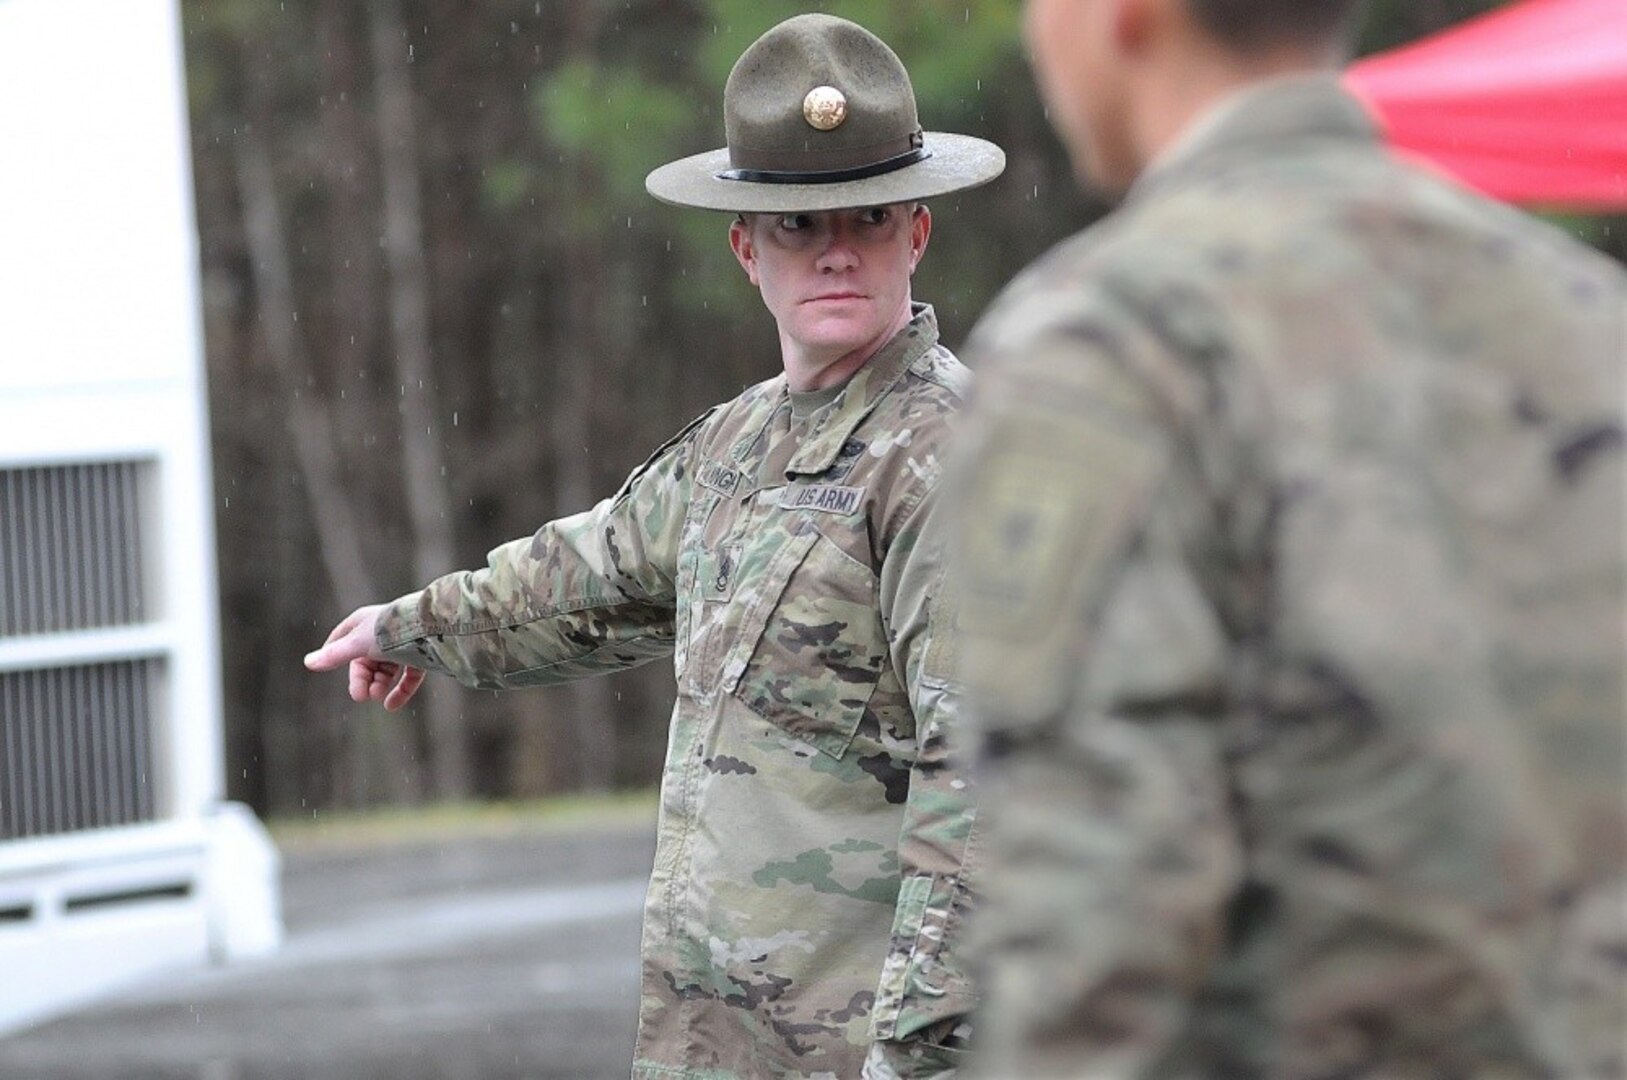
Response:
[956, 398, 1166, 726]
[960, 443, 1077, 637]
[961, 412, 1159, 637]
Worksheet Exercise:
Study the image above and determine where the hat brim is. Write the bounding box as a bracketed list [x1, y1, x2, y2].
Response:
[645, 132, 1006, 213]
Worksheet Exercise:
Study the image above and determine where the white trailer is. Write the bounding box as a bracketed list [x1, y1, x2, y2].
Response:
[0, 0, 281, 1035]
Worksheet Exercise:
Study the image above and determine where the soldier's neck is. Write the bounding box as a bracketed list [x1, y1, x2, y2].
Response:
[779, 302, 913, 392]
[1128, 44, 1340, 183]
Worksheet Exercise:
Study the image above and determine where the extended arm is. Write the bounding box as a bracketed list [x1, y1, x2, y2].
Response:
[305, 409, 710, 700]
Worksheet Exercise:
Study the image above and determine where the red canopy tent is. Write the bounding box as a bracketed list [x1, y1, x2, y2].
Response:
[1345, 0, 1627, 211]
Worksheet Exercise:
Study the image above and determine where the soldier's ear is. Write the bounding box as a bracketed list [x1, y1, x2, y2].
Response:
[908, 204, 931, 273]
[729, 215, 760, 286]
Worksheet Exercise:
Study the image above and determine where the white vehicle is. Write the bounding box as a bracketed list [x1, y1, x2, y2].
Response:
[0, 0, 281, 1035]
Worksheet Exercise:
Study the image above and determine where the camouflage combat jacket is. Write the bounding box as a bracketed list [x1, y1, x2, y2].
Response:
[955, 78, 1627, 1078]
[377, 306, 976, 1078]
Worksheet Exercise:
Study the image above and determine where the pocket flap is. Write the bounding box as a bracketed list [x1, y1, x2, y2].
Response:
[730, 528, 887, 759]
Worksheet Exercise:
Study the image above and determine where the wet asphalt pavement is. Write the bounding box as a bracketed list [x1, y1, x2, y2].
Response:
[0, 812, 657, 1080]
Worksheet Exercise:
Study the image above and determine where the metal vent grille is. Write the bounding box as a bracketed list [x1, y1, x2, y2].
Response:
[0, 461, 150, 637]
[0, 660, 160, 840]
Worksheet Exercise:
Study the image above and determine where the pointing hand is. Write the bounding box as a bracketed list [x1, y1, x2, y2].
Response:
[304, 604, 426, 711]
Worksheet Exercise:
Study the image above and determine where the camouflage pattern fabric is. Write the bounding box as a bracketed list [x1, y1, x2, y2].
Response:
[377, 305, 976, 1078]
[952, 78, 1627, 1079]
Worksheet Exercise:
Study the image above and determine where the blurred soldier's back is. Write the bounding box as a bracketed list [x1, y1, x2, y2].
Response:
[956, 1, 1627, 1076]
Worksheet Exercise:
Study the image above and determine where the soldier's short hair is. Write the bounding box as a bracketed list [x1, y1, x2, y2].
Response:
[1187, 0, 1368, 52]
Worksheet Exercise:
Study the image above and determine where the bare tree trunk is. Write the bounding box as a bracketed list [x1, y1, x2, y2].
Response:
[234, 122, 424, 806]
[369, 0, 471, 802]
[263, 429, 309, 817]
[235, 134, 381, 620]
[489, 283, 571, 799]
[317, 4, 386, 808]
[554, 231, 616, 793]
[315, 4, 384, 501]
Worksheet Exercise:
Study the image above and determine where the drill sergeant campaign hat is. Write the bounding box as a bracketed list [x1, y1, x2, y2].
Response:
[645, 13, 1006, 212]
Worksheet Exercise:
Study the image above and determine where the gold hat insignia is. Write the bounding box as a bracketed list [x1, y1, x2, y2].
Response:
[802, 86, 848, 131]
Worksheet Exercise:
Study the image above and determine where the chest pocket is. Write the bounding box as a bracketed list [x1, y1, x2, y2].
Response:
[724, 522, 889, 759]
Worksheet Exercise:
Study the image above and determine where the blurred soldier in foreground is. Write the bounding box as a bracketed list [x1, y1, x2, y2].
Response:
[953, 0, 1626, 1076]
[305, 14, 1003, 1079]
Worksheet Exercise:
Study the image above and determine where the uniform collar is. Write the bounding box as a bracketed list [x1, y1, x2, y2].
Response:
[1127, 74, 1376, 203]
[781, 302, 938, 477]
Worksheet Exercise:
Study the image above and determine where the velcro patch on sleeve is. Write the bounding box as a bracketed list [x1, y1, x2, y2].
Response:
[956, 412, 1166, 727]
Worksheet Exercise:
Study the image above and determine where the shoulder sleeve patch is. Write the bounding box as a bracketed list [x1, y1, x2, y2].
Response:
[955, 406, 1168, 729]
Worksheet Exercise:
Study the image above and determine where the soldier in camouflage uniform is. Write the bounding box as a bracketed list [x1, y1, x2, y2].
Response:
[953, 0, 1626, 1077]
[305, 14, 1004, 1079]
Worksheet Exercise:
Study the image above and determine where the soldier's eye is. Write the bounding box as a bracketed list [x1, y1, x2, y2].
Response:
[779, 214, 814, 232]
[857, 206, 889, 226]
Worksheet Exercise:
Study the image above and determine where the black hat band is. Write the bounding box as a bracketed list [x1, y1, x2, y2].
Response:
[719, 128, 927, 184]
[717, 145, 932, 186]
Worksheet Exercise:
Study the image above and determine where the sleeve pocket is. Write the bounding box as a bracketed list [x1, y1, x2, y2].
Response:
[870, 872, 975, 1043]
